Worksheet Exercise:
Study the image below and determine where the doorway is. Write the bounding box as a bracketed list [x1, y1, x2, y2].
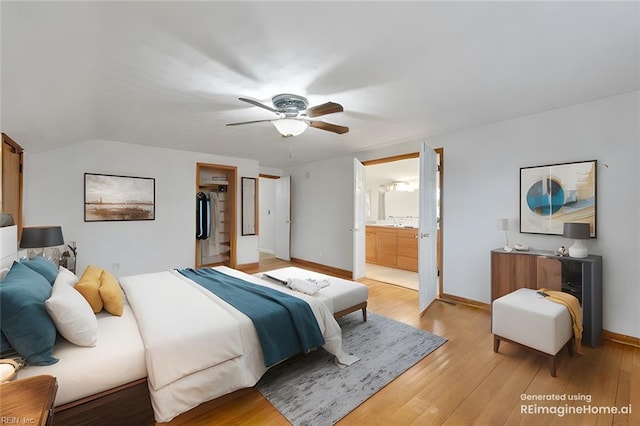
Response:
[362, 149, 443, 294]
[258, 175, 291, 261]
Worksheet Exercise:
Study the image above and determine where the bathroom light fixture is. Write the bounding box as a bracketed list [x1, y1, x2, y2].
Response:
[271, 119, 308, 137]
[563, 222, 590, 258]
[379, 181, 413, 192]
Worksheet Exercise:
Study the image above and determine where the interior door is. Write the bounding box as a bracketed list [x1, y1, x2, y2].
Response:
[352, 158, 366, 279]
[1, 134, 23, 236]
[275, 176, 291, 261]
[419, 143, 438, 312]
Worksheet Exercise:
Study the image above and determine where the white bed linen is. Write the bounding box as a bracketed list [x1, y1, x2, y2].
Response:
[18, 304, 146, 406]
[122, 266, 355, 423]
[118, 271, 243, 391]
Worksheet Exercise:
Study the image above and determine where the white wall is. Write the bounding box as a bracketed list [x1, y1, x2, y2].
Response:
[285, 91, 639, 339]
[428, 91, 639, 338]
[284, 156, 354, 271]
[258, 177, 276, 254]
[23, 139, 260, 276]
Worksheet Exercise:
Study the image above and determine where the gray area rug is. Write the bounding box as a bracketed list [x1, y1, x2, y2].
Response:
[256, 312, 447, 425]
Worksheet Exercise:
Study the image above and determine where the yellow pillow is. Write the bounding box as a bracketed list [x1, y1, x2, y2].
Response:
[74, 265, 103, 313]
[99, 270, 123, 316]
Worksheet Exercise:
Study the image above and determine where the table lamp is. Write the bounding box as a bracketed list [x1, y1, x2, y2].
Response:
[19, 226, 65, 261]
[498, 218, 512, 251]
[563, 222, 590, 258]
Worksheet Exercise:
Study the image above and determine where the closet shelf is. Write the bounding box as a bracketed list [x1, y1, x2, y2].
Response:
[199, 182, 228, 189]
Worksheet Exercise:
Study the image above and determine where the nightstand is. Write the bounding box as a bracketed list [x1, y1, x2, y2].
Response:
[0, 374, 58, 426]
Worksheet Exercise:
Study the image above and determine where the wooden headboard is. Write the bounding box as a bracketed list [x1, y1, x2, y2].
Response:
[0, 225, 18, 269]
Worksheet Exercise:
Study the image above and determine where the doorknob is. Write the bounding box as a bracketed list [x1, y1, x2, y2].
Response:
[420, 232, 430, 238]
[350, 228, 359, 232]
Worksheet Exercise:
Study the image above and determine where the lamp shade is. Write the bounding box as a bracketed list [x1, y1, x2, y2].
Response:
[20, 226, 64, 248]
[0, 213, 14, 227]
[563, 222, 590, 239]
[271, 118, 308, 137]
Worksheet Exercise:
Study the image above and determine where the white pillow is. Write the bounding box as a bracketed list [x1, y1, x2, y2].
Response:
[56, 266, 80, 286]
[45, 271, 98, 347]
[0, 267, 9, 281]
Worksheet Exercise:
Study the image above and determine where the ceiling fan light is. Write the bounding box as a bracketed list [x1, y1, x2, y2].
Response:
[271, 119, 308, 137]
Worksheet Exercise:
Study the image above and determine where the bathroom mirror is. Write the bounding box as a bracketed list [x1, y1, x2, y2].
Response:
[241, 177, 258, 235]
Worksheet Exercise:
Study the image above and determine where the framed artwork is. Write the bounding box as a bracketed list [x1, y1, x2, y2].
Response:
[241, 177, 258, 235]
[520, 160, 596, 236]
[84, 173, 155, 222]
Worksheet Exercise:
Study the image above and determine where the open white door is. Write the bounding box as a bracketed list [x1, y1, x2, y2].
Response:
[419, 143, 438, 312]
[275, 176, 291, 261]
[352, 158, 366, 279]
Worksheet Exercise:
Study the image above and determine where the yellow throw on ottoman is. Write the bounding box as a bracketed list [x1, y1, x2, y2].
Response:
[492, 288, 574, 377]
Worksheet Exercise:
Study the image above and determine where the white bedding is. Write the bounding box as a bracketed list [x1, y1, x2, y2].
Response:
[119, 266, 356, 423]
[18, 304, 147, 406]
[118, 271, 243, 391]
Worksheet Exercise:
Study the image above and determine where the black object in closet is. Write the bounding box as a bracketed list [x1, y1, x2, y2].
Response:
[196, 192, 210, 239]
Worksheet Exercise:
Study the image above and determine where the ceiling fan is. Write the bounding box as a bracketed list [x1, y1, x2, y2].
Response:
[226, 94, 349, 137]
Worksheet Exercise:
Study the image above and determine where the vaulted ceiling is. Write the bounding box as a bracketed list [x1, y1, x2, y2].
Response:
[2, 1, 638, 168]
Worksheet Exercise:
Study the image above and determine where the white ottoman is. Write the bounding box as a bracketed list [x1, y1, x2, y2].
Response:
[258, 267, 369, 321]
[492, 288, 574, 376]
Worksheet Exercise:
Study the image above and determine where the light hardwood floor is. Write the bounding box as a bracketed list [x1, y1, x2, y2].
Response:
[161, 258, 639, 425]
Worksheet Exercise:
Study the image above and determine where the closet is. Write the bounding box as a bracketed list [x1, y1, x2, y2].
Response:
[195, 163, 237, 268]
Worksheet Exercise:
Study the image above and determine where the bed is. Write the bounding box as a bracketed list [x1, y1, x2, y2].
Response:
[2, 245, 362, 424]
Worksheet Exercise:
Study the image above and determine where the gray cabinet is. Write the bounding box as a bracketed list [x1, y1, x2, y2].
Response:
[491, 249, 603, 347]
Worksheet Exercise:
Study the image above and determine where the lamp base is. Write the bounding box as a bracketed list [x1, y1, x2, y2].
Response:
[568, 240, 588, 258]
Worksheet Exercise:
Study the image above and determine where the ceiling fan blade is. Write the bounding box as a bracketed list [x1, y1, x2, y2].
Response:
[306, 101, 344, 118]
[308, 120, 349, 134]
[226, 119, 273, 126]
[238, 97, 280, 114]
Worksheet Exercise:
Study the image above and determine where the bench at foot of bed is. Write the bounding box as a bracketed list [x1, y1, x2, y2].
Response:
[257, 267, 369, 322]
[334, 301, 367, 321]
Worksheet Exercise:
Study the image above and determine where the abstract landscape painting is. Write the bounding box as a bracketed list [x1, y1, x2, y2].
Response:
[85, 173, 155, 221]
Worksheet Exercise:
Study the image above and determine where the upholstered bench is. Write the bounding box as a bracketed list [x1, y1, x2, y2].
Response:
[492, 288, 574, 377]
[257, 266, 369, 321]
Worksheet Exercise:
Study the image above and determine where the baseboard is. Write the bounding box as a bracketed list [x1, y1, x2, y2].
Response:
[601, 329, 640, 348]
[439, 293, 490, 310]
[290, 257, 352, 279]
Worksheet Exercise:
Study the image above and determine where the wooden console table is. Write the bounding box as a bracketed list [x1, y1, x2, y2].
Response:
[0, 374, 58, 425]
[491, 248, 603, 347]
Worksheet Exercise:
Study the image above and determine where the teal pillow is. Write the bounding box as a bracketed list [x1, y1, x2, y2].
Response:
[21, 256, 59, 285]
[0, 262, 58, 365]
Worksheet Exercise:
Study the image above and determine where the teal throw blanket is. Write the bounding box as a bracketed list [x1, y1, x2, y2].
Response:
[177, 268, 325, 367]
